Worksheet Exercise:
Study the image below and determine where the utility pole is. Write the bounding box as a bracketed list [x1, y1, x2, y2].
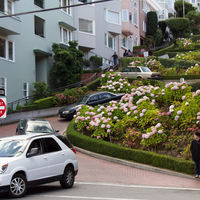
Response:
[183, 0, 185, 17]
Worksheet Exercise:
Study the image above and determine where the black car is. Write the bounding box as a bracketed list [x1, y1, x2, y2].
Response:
[16, 118, 59, 135]
[58, 91, 124, 120]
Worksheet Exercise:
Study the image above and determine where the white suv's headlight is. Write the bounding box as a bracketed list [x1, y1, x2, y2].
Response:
[0, 164, 8, 174]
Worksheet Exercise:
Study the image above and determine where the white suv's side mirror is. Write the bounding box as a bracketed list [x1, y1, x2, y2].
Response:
[27, 148, 39, 158]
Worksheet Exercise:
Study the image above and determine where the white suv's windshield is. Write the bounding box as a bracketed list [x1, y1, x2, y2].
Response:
[0, 139, 28, 157]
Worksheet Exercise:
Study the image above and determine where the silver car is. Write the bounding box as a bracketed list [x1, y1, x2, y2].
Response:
[119, 66, 161, 79]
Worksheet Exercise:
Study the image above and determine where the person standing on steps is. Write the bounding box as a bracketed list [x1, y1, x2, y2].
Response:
[112, 52, 118, 66]
[190, 131, 200, 178]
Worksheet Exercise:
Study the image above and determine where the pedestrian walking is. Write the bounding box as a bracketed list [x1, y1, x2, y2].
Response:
[112, 52, 118, 66]
[123, 50, 128, 57]
[190, 131, 200, 178]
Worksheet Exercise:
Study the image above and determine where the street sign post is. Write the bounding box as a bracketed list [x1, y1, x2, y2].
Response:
[0, 97, 6, 119]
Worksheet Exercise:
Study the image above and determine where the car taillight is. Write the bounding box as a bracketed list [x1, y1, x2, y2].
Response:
[71, 147, 76, 154]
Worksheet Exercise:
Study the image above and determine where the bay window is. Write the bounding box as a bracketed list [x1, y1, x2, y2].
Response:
[79, 18, 94, 34]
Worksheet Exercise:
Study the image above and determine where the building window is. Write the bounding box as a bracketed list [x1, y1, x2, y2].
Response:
[121, 35, 127, 49]
[192, 0, 195, 3]
[122, 10, 128, 22]
[34, 16, 45, 38]
[0, 0, 14, 15]
[128, 37, 133, 50]
[60, 27, 72, 45]
[0, 38, 6, 59]
[129, 12, 133, 24]
[34, 0, 44, 8]
[79, 18, 94, 34]
[0, 37, 14, 61]
[105, 9, 120, 25]
[105, 33, 115, 50]
[60, 0, 71, 15]
[134, 2, 138, 26]
[23, 82, 29, 99]
[0, 77, 7, 96]
[143, 21, 146, 32]
[135, 36, 139, 46]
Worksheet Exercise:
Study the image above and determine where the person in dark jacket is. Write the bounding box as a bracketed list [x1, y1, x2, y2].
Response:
[190, 131, 200, 178]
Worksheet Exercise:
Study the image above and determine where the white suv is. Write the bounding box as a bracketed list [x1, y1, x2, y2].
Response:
[0, 134, 78, 198]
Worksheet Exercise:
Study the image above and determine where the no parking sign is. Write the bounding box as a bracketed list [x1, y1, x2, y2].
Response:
[0, 97, 6, 119]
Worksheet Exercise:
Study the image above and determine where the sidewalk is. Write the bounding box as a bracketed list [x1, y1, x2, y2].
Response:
[0, 106, 63, 125]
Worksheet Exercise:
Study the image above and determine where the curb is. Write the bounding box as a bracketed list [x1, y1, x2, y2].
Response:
[75, 146, 198, 181]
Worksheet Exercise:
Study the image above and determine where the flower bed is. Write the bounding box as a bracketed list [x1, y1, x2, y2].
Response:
[73, 71, 200, 160]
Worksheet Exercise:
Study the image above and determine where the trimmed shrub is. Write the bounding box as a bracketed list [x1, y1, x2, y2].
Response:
[90, 56, 103, 67]
[191, 34, 200, 42]
[166, 18, 190, 38]
[33, 82, 50, 100]
[33, 97, 55, 109]
[146, 11, 158, 36]
[66, 120, 195, 175]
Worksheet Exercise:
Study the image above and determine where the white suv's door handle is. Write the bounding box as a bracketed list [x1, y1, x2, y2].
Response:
[61, 153, 65, 156]
[43, 157, 47, 160]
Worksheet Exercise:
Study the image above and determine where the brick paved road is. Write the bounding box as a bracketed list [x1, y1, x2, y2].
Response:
[0, 116, 200, 190]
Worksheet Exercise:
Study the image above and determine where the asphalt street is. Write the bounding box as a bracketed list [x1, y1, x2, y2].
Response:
[0, 116, 200, 199]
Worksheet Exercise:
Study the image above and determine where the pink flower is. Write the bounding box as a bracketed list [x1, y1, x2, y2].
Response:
[158, 113, 162, 116]
[134, 110, 138, 114]
[142, 109, 146, 113]
[97, 136, 101, 139]
[158, 130, 163, 134]
[107, 129, 111, 133]
[106, 124, 111, 129]
[177, 110, 182, 115]
[182, 86, 186, 90]
[182, 96, 186, 100]
[175, 116, 180, 121]
[86, 126, 89, 130]
[140, 113, 144, 117]
[167, 112, 171, 116]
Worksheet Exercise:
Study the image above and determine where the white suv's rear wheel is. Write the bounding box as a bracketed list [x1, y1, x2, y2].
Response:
[60, 166, 75, 188]
[9, 174, 27, 198]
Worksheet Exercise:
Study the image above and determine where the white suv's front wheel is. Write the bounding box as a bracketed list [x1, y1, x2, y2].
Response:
[9, 174, 27, 198]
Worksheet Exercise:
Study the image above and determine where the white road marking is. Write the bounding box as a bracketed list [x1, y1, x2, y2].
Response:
[75, 182, 200, 191]
[38, 195, 145, 200]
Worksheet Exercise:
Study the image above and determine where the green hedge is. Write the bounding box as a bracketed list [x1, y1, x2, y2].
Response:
[67, 120, 195, 175]
[33, 96, 55, 109]
[83, 69, 102, 73]
[153, 44, 175, 56]
[162, 75, 200, 80]
[158, 58, 200, 69]
[191, 34, 200, 42]
[119, 57, 200, 69]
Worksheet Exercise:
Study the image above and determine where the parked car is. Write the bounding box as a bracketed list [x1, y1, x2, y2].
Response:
[16, 119, 59, 135]
[0, 134, 78, 198]
[58, 91, 124, 120]
[118, 66, 162, 79]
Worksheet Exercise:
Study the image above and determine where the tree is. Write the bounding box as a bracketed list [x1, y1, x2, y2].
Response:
[50, 41, 84, 88]
[186, 10, 200, 34]
[175, 0, 196, 17]
[146, 11, 158, 36]
[166, 18, 190, 38]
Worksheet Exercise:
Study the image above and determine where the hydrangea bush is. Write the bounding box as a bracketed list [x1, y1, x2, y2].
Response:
[74, 72, 200, 159]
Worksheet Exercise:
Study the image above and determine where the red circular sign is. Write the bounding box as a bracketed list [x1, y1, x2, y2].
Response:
[0, 99, 6, 117]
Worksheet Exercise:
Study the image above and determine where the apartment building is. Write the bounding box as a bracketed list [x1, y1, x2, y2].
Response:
[74, 0, 121, 67]
[0, 0, 76, 103]
[119, 0, 140, 57]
